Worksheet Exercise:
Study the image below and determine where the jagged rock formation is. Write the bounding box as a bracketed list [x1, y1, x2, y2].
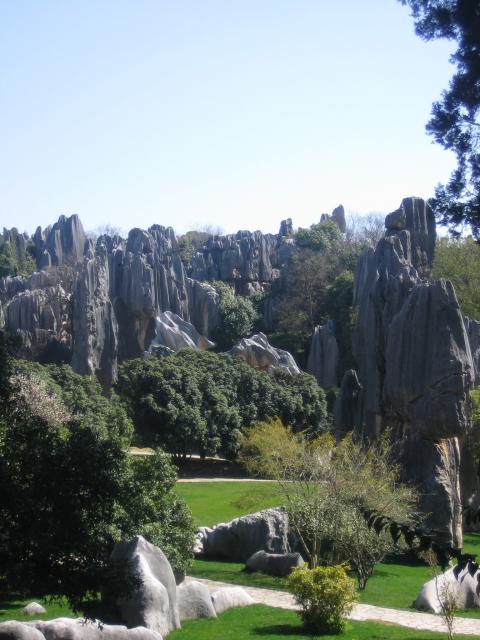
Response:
[306, 320, 339, 388]
[32, 214, 88, 269]
[229, 333, 301, 375]
[189, 227, 296, 295]
[465, 317, 480, 386]
[149, 311, 215, 353]
[320, 204, 347, 233]
[0, 271, 71, 361]
[336, 197, 475, 546]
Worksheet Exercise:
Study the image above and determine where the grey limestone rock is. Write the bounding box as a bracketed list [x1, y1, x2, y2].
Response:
[320, 205, 346, 233]
[108, 535, 179, 638]
[211, 587, 255, 615]
[465, 317, 480, 386]
[30, 619, 162, 640]
[33, 215, 87, 269]
[0, 622, 45, 640]
[245, 550, 304, 577]
[306, 320, 339, 388]
[414, 566, 480, 613]
[201, 508, 293, 562]
[177, 580, 217, 621]
[229, 333, 300, 375]
[149, 311, 214, 353]
[22, 603, 47, 617]
[340, 196, 475, 547]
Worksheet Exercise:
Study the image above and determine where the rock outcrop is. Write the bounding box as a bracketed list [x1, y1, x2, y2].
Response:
[0, 620, 162, 640]
[306, 321, 339, 388]
[336, 197, 475, 546]
[33, 214, 87, 269]
[177, 581, 217, 621]
[320, 204, 346, 233]
[465, 317, 480, 386]
[148, 311, 215, 353]
[108, 536, 180, 638]
[211, 587, 255, 614]
[414, 566, 480, 613]
[198, 508, 293, 562]
[229, 333, 300, 375]
[245, 550, 304, 577]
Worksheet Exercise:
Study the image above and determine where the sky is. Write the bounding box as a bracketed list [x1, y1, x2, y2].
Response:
[0, 1, 456, 237]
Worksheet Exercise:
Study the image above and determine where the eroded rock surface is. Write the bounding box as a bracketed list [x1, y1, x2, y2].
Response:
[108, 535, 179, 638]
[306, 320, 339, 388]
[229, 333, 300, 375]
[149, 311, 215, 353]
[336, 197, 475, 546]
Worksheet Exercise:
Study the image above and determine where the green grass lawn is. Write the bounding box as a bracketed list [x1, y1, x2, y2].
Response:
[175, 481, 282, 527]
[169, 604, 474, 640]
[0, 595, 75, 623]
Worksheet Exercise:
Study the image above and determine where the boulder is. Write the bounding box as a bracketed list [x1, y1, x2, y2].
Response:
[245, 550, 304, 577]
[414, 566, 480, 613]
[211, 587, 255, 615]
[177, 580, 217, 620]
[107, 535, 179, 637]
[148, 311, 215, 353]
[307, 321, 339, 388]
[200, 508, 293, 562]
[22, 603, 46, 617]
[229, 333, 300, 375]
[0, 622, 45, 640]
[31, 619, 162, 640]
[465, 317, 480, 386]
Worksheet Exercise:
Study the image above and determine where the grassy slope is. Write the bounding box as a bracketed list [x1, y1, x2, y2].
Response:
[170, 604, 474, 640]
[175, 481, 282, 527]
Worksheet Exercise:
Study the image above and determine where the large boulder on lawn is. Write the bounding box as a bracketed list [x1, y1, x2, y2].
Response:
[32, 619, 162, 640]
[22, 603, 46, 617]
[245, 550, 304, 577]
[211, 587, 255, 615]
[107, 535, 179, 637]
[201, 508, 293, 562]
[177, 581, 217, 621]
[414, 566, 480, 613]
[0, 622, 46, 640]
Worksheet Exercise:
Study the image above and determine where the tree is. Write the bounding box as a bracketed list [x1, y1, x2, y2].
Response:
[399, 0, 480, 237]
[241, 421, 418, 589]
[117, 350, 328, 459]
[0, 344, 195, 611]
[211, 281, 259, 350]
[433, 236, 480, 319]
[295, 219, 343, 252]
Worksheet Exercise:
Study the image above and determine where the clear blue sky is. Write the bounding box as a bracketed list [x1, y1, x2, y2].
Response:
[1, 1, 455, 236]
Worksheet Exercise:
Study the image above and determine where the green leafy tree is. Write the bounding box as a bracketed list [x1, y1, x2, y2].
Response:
[241, 422, 417, 589]
[117, 350, 328, 459]
[212, 282, 258, 350]
[0, 343, 195, 611]
[295, 219, 343, 252]
[0, 229, 36, 278]
[399, 0, 480, 237]
[433, 237, 480, 319]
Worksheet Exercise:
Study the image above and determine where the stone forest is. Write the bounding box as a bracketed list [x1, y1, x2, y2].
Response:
[1, 194, 480, 639]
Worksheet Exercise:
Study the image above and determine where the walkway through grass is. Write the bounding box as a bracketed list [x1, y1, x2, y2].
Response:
[169, 603, 475, 640]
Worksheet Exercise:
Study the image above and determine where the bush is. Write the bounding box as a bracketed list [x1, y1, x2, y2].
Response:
[287, 565, 357, 634]
[212, 281, 258, 350]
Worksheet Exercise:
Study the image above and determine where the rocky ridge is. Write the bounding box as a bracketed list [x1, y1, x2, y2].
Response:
[336, 197, 476, 546]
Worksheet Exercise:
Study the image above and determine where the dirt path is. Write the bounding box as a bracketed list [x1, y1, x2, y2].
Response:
[186, 576, 480, 636]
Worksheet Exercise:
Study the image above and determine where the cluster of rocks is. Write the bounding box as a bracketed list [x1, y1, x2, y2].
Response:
[195, 507, 303, 577]
[0, 205, 349, 387]
[335, 197, 478, 547]
[0, 536, 256, 640]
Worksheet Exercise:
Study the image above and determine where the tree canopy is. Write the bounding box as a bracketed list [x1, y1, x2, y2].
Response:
[0, 338, 195, 611]
[400, 0, 480, 237]
[117, 349, 328, 459]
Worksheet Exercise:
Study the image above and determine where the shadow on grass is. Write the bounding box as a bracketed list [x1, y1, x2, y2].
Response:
[253, 624, 311, 637]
